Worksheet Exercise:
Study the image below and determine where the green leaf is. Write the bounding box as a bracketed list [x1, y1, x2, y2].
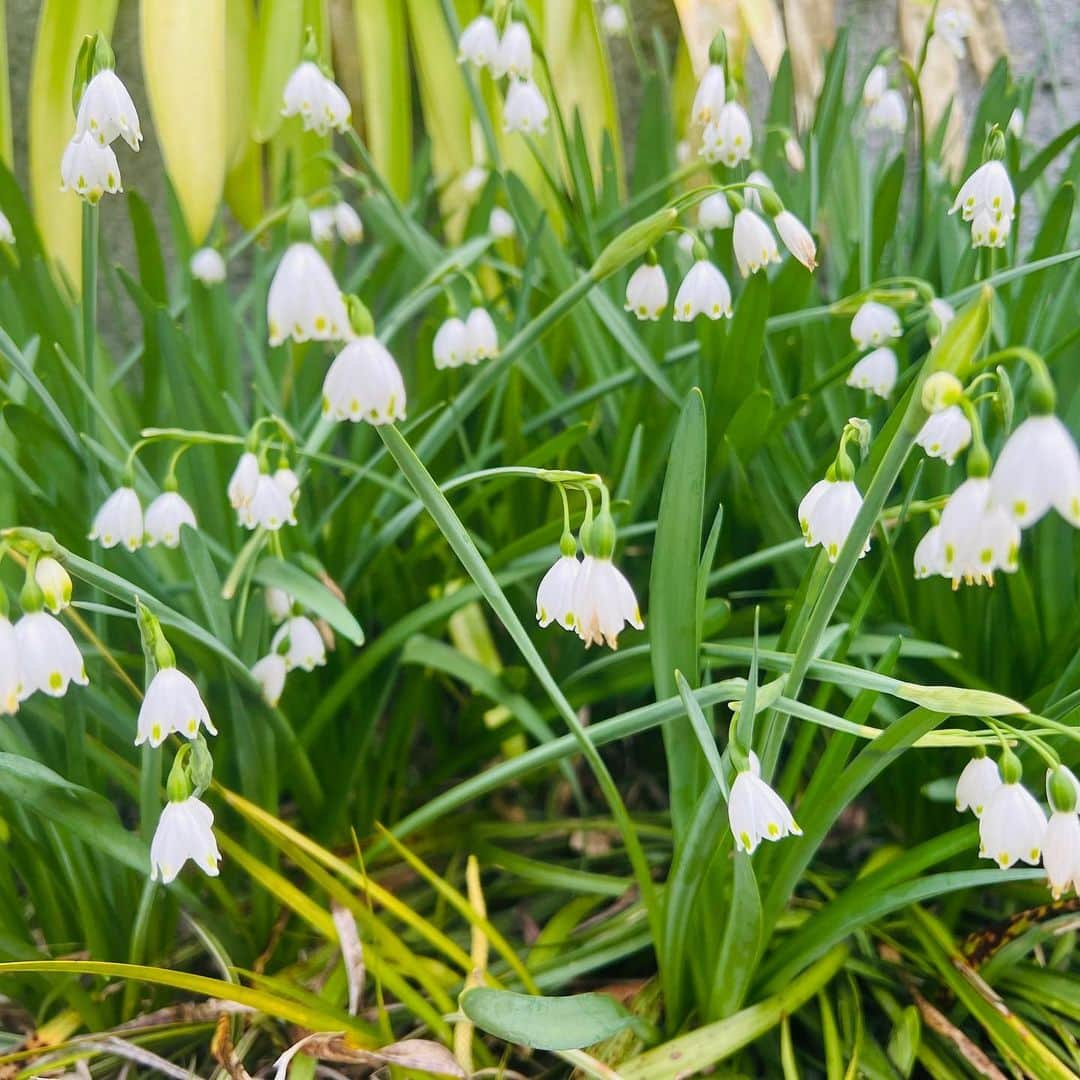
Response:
[253, 557, 365, 646]
[460, 987, 647, 1051]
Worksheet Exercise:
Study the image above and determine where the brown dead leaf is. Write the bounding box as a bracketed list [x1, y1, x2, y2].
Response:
[782, 0, 837, 128]
[211, 1014, 252, 1080]
[331, 901, 365, 1016]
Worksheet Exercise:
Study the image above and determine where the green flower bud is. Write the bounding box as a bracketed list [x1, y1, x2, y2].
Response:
[999, 747, 1022, 786]
[165, 749, 193, 804]
[708, 30, 727, 68]
[345, 295, 375, 337]
[591, 208, 678, 282]
[1047, 765, 1078, 814]
[759, 188, 784, 217]
[983, 124, 1006, 163]
[19, 553, 45, 615]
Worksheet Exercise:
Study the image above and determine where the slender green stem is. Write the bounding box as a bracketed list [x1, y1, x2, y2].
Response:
[81, 203, 99, 480]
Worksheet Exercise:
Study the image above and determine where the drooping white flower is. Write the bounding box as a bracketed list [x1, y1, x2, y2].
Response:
[252, 653, 288, 707]
[281, 61, 351, 135]
[267, 242, 350, 346]
[742, 170, 773, 212]
[674, 260, 732, 321]
[273, 468, 301, 513]
[784, 136, 806, 172]
[272, 615, 327, 671]
[89, 486, 143, 551]
[955, 755, 1002, 816]
[867, 89, 907, 133]
[625, 263, 668, 321]
[462, 165, 488, 196]
[698, 193, 732, 231]
[34, 557, 72, 613]
[458, 15, 501, 68]
[150, 796, 221, 884]
[934, 8, 971, 59]
[700, 102, 752, 167]
[950, 161, 1015, 223]
[850, 301, 901, 349]
[494, 22, 533, 79]
[190, 248, 226, 285]
[979, 780, 1046, 868]
[970, 208, 1010, 249]
[465, 307, 498, 361]
[1043, 811, 1080, 899]
[265, 588, 294, 623]
[433, 316, 471, 369]
[798, 478, 868, 563]
[136, 667, 216, 747]
[601, 3, 628, 36]
[675, 139, 692, 166]
[916, 405, 971, 465]
[989, 414, 1080, 528]
[774, 210, 817, 271]
[309, 206, 337, 243]
[0, 211, 13, 245]
[0, 617, 22, 714]
[913, 524, 947, 579]
[489, 207, 516, 238]
[60, 132, 122, 204]
[14, 611, 88, 699]
[75, 69, 142, 150]
[1007, 107, 1024, 138]
[691, 63, 726, 126]
[729, 752, 802, 854]
[937, 477, 1020, 587]
[228, 452, 260, 510]
[144, 492, 197, 548]
[536, 555, 580, 631]
[503, 79, 548, 135]
[862, 64, 888, 107]
[846, 347, 898, 398]
[322, 336, 407, 425]
[677, 232, 696, 256]
[240, 473, 296, 531]
[570, 556, 644, 649]
[927, 298, 955, 344]
[333, 202, 364, 244]
[732, 209, 780, 278]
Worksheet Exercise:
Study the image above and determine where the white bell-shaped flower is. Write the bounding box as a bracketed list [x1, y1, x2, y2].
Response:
[273, 466, 300, 506]
[281, 61, 351, 135]
[674, 260, 732, 321]
[927, 298, 955, 344]
[913, 524, 947, 579]
[267, 242, 350, 346]
[846, 347, 898, 398]
[732, 209, 780, 278]
[495, 22, 532, 79]
[570, 556, 644, 649]
[774, 210, 817, 271]
[691, 63, 726, 126]
[272, 615, 327, 671]
[1008, 108, 1024, 138]
[462, 165, 488, 196]
[503, 79, 548, 135]
[145, 492, 197, 548]
[489, 207, 516, 238]
[938, 476, 1020, 587]
[1043, 811, 1080, 899]
[309, 206, 337, 243]
[850, 301, 901, 349]
[458, 15, 501, 68]
[150, 796, 221, 884]
[934, 9, 971, 60]
[536, 555, 580, 631]
[916, 404, 971, 465]
[601, 3, 628, 36]
[334, 202, 364, 244]
[729, 752, 802, 854]
[742, 170, 773, 212]
[798, 478, 868, 563]
[0, 617, 22, 714]
[867, 89, 907, 133]
[89, 486, 143, 551]
[700, 102, 752, 167]
[240, 473, 296, 531]
[0, 211, 13, 245]
[950, 160, 1015, 223]
[625, 263, 668, 321]
[61, 132, 122, 204]
[190, 248, 226, 285]
[979, 780, 1046, 868]
[433, 316, 471, 369]
[955, 755, 1001, 816]
[970, 208, 1010, 249]
[264, 587, 294, 623]
[76, 69, 142, 150]
[466, 307, 498, 361]
[677, 233, 696, 256]
[227, 452, 260, 510]
[14, 611, 88, 698]
[35, 557, 72, 614]
[784, 136, 806, 172]
[862, 64, 888, 107]
[252, 653, 288, 707]
[990, 415, 1080, 528]
[323, 336, 407, 425]
[698, 193, 732, 231]
[136, 667, 216, 747]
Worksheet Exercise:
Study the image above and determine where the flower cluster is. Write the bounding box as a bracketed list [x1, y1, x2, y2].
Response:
[281, 60, 351, 135]
[459, 16, 548, 136]
[846, 301, 902, 398]
[434, 308, 499, 369]
[249, 588, 329, 707]
[227, 452, 301, 532]
[91, 485, 198, 551]
[950, 159, 1016, 249]
[862, 64, 907, 133]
